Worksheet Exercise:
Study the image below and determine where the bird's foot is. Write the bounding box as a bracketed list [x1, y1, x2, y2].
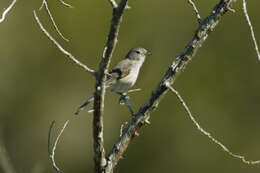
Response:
[118, 93, 135, 117]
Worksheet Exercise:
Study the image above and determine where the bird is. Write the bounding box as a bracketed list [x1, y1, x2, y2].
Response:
[74, 47, 151, 115]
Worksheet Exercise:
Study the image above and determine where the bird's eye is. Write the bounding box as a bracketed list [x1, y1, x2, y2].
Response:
[136, 51, 140, 54]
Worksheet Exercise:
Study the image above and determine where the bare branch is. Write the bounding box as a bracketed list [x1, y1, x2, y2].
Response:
[242, 0, 260, 61]
[108, 0, 118, 8]
[105, 0, 238, 170]
[48, 120, 70, 173]
[39, 0, 69, 42]
[0, 0, 17, 23]
[93, 0, 129, 172]
[94, 0, 128, 169]
[166, 83, 260, 165]
[33, 11, 95, 75]
[188, 0, 201, 24]
[58, 0, 73, 8]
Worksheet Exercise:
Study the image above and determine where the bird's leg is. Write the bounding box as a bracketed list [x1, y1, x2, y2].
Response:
[74, 95, 94, 115]
[118, 92, 135, 117]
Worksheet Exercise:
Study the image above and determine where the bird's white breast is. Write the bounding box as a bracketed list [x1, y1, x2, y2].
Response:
[120, 59, 144, 84]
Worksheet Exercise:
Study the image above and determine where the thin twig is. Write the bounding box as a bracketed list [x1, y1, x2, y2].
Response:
[105, 0, 238, 171]
[0, 0, 17, 23]
[39, 0, 69, 42]
[166, 83, 260, 165]
[188, 0, 201, 24]
[58, 0, 73, 8]
[108, 0, 118, 8]
[48, 120, 70, 173]
[33, 11, 95, 75]
[242, 0, 260, 61]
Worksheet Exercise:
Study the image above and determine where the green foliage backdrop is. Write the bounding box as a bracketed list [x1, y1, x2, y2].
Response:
[0, 0, 259, 172]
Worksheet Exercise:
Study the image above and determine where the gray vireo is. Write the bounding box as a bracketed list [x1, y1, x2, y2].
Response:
[75, 47, 151, 115]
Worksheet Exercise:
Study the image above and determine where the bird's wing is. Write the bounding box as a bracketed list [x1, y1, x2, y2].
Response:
[105, 59, 132, 86]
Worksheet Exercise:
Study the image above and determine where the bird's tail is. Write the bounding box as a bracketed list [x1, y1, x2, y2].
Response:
[74, 95, 94, 115]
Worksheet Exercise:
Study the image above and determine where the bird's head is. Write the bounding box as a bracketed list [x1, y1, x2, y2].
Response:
[126, 47, 151, 62]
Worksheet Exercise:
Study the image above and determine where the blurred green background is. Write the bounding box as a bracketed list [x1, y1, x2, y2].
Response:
[0, 0, 260, 172]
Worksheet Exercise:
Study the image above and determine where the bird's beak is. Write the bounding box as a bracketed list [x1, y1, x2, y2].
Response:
[146, 51, 152, 56]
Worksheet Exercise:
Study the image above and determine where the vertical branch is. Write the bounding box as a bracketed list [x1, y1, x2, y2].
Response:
[93, 0, 128, 172]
